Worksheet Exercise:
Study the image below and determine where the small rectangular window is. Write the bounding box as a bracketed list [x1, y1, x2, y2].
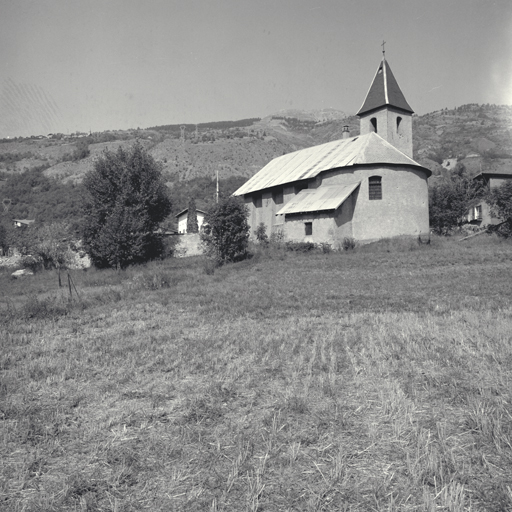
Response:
[253, 194, 262, 208]
[369, 176, 382, 200]
[273, 189, 283, 205]
[305, 222, 313, 236]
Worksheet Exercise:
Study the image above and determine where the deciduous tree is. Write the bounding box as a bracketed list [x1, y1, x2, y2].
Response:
[429, 164, 482, 234]
[81, 142, 171, 269]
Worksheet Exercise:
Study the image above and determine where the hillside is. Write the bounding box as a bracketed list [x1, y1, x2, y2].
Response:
[0, 104, 511, 187]
[413, 104, 512, 177]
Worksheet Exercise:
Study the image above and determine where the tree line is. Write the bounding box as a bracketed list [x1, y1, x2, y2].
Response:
[2, 144, 512, 272]
[147, 118, 260, 133]
[1, 143, 251, 269]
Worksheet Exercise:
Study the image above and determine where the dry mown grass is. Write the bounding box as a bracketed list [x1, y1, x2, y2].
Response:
[1, 235, 512, 511]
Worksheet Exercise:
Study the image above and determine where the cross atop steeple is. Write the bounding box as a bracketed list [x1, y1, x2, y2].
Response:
[381, 40, 386, 57]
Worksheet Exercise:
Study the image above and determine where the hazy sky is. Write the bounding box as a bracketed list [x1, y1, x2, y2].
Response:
[1, 0, 511, 138]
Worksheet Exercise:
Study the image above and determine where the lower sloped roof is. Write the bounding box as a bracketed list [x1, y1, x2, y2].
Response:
[276, 182, 360, 215]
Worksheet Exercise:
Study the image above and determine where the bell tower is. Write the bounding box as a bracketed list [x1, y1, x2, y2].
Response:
[357, 47, 414, 158]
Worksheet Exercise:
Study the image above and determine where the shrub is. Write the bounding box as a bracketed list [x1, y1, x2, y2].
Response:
[72, 139, 91, 161]
[269, 230, 285, 246]
[285, 241, 316, 252]
[31, 222, 70, 269]
[5, 222, 71, 270]
[254, 222, 269, 246]
[319, 242, 332, 254]
[20, 255, 42, 272]
[201, 197, 249, 264]
[342, 237, 356, 251]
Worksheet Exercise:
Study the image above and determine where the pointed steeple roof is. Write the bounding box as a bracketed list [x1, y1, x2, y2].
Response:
[357, 58, 414, 116]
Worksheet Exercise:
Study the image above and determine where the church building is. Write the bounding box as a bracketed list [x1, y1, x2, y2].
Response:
[233, 54, 431, 245]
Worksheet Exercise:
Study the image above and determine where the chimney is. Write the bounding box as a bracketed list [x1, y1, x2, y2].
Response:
[342, 125, 350, 139]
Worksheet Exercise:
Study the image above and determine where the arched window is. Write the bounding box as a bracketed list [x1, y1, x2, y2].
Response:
[369, 176, 382, 200]
[370, 118, 377, 133]
[396, 116, 402, 133]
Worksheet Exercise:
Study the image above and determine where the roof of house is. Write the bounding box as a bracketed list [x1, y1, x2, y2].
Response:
[357, 58, 414, 116]
[276, 182, 361, 215]
[233, 132, 429, 196]
[473, 169, 512, 180]
[13, 219, 35, 225]
[175, 208, 207, 219]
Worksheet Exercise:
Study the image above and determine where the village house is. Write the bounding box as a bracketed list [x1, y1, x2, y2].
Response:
[13, 219, 35, 228]
[467, 169, 512, 225]
[233, 55, 431, 245]
[175, 207, 206, 234]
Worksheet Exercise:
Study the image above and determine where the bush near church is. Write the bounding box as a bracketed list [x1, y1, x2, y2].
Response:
[201, 196, 249, 264]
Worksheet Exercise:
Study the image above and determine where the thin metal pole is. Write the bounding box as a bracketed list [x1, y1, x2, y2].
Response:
[68, 271, 81, 300]
[67, 272, 72, 300]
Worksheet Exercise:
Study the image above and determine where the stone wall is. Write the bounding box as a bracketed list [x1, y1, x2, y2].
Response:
[173, 234, 203, 258]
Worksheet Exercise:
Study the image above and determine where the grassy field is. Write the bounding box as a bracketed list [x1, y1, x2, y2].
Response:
[1, 235, 512, 511]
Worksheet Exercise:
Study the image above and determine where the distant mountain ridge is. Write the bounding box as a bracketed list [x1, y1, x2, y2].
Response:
[0, 104, 511, 187]
[266, 108, 347, 123]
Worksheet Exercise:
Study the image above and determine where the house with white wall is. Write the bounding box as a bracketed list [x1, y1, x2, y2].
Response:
[467, 169, 512, 226]
[175, 208, 206, 234]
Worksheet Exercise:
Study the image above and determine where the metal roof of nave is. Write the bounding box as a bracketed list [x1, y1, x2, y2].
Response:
[233, 132, 429, 196]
